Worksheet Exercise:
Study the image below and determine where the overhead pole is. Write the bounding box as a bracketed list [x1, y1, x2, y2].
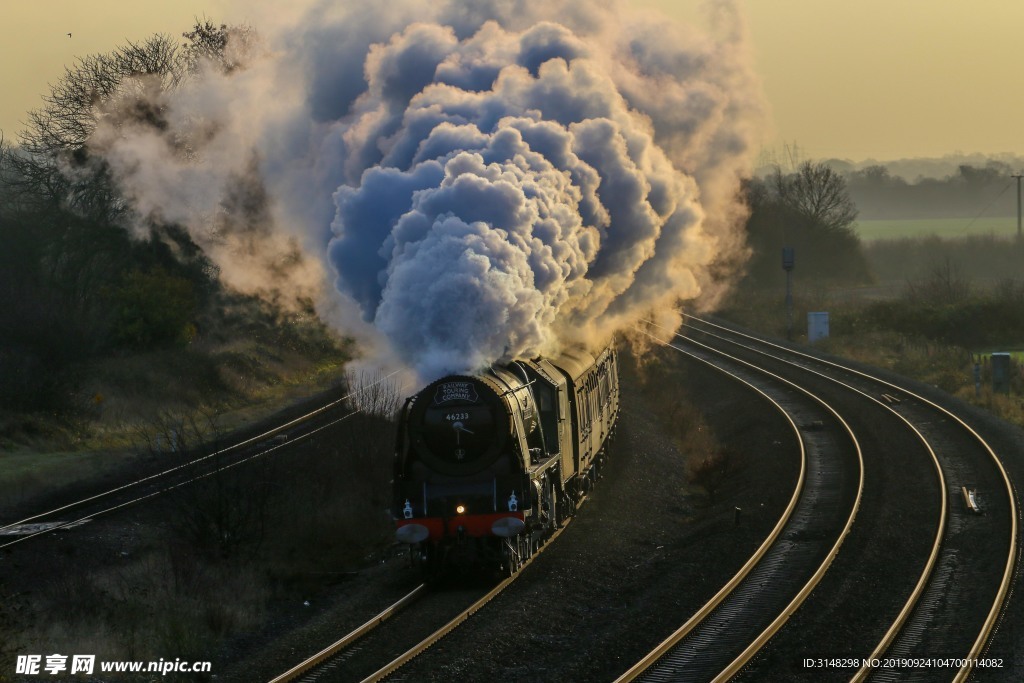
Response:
[1013, 174, 1023, 240]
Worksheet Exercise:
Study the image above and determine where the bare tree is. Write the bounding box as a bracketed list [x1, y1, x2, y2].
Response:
[182, 19, 258, 75]
[905, 257, 971, 304]
[772, 161, 858, 234]
[135, 407, 217, 456]
[9, 21, 253, 218]
[8, 34, 184, 219]
[137, 407, 275, 559]
[344, 369, 403, 418]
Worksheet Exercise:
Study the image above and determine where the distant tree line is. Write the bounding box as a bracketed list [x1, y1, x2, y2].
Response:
[845, 162, 1018, 220]
[737, 158, 1020, 291]
[0, 22, 251, 413]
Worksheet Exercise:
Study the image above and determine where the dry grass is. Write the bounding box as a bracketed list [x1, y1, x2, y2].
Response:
[671, 402, 734, 503]
[721, 283, 1024, 429]
[0, 335, 349, 510]
[78, 342, 349, 448]
[22, 549, 269, 665]
[0, 449, 135, 511]
[633, 354, 732, 503]
[2, 359, 399, 679]
[954, 386, 1024, 425]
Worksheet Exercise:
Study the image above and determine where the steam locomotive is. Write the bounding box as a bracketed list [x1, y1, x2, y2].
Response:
[393, 343, 619, 575]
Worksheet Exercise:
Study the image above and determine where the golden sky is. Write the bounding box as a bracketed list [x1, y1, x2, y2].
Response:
[2, 0, 1021, 162]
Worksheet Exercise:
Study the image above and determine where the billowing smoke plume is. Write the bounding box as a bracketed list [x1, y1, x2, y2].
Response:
[92, 0, 765, 381]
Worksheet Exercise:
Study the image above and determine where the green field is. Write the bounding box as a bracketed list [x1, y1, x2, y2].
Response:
[855, 217, 1019, 241]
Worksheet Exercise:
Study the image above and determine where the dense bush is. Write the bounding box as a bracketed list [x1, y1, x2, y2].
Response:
[741, 164, 871, 288]
[860, 279, 1024, 349]
[864, 234, 1024, 284]
[0, 22, 243, 419]
[110, 269, 198, 348]
[0, 199, 216, 411]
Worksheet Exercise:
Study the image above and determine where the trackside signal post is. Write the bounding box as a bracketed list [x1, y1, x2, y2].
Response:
[782, 247, 795, 341]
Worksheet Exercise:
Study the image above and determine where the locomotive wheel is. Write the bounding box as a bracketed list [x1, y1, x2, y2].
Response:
[415, 544, 442, 583]
[501, 537, 525, 576]
[559, 490, 574, 524]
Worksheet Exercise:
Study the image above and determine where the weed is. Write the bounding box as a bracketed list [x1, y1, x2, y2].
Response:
[632, 354, 733, 504]
[724, 270, 1024, 428]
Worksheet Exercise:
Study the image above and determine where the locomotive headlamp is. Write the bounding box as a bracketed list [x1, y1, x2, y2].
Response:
[456, 504, 466, 515]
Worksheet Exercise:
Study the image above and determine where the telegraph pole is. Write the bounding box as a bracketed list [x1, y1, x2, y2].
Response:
[1014, 174, 1023, 239]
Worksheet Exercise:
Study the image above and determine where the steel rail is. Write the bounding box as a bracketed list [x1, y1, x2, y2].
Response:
[266, 583, 428, 683]
[0, 405, 368, 549]
[618, 326, 865, 681]
[358, 505, 581, 683]
[652, 317, 947, 680]
[681, 314, 1017, 682]
[613, 328, 806, 681]
[0, 370, 402, 535]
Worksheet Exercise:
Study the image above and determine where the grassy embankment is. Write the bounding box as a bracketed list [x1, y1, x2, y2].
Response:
[0, 309, 352, 511]
[626, 350, 733, 505]
[720, 232, 1024, 426]
[1, 358, 399, 678]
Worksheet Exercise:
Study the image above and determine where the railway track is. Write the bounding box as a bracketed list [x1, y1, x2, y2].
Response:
[279, 320, 1014, 682]
[29, 319, 1010, 681]
[0, 372, 401, 550]
[269, 514, 578, 683]
[267, 584, 428, 683]
[625, 316, 1016, 682]
[614, 325, 864, 682]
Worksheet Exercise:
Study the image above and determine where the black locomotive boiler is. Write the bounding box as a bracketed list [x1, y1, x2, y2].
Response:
[393, 343, 619, 575]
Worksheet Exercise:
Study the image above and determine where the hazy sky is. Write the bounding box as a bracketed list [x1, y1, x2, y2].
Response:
[2, 0, 1021, 162]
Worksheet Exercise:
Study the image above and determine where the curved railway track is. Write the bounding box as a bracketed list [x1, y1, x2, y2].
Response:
[25, 320, 1013, 681]
[614, 326, 864, 682]
[270, 320, 1015, 682]
[636, 316, 1017, 682]
[0, 372, 401, 550]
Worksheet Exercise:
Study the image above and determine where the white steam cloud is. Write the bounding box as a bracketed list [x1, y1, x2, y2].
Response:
[91, 0, 765, 381]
